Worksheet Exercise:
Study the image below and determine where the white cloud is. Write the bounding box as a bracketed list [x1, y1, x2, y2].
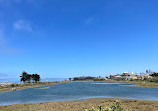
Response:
[14, 20, 32, 32]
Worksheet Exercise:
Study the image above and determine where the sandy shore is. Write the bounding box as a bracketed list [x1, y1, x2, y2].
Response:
[0, 98, 158, 111]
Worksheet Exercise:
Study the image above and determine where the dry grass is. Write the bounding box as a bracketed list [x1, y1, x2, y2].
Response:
[0, 98, 158, 111]
[0, 82, 61, 93]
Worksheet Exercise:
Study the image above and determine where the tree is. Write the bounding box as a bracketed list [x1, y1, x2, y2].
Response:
[20, 71, 28, 83]
[150, 72, 158, 77]
[20, 72, 41, 83]
[31, 74, 36, 83]
[26, 74, 32, 83]
[34, 74, 40, 83]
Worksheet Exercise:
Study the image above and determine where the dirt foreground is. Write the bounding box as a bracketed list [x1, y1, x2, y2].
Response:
[0, 98, 158, 111]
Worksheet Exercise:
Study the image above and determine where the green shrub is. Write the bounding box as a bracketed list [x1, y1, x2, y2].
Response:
[147, 77, 158, 83]
[85, 100, 131, 111]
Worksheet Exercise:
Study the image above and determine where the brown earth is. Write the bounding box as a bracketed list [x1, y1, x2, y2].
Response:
[0, 98, 158, 111]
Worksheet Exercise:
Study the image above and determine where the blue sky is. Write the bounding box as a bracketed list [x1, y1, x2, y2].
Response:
[0, 0, 158, 78]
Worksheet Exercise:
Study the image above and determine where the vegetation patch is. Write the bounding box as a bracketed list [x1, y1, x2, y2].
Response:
[0, 98, 158, 111]
[85, 100, 131, 111]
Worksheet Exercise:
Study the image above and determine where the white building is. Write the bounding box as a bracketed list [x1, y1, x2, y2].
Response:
[121, 72, 131, 80]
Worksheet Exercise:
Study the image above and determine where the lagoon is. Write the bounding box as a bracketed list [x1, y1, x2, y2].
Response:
[0, 81, 158, 105]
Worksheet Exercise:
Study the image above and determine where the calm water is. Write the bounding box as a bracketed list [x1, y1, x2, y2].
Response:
[0, 81, 158, 105]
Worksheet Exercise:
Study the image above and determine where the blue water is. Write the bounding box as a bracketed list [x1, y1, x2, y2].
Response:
[0, 81, 158, 105]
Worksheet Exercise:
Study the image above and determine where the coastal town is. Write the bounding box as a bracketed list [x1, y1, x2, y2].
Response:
[71, 69, 157, 81]
[106, 69, 154, 81]
[1, 69, 158, 87]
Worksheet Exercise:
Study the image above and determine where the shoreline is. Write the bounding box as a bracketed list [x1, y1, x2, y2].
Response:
[0, 81, 62, 93]
[1, 80, 158, 93]
[66, 80, 158, 87]
[105, 80, 158, 87]
[0, 98, 158, 111]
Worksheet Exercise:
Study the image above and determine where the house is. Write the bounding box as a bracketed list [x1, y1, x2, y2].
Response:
[144, 75, 153, 79]
[130, 74, 152, 80]
[135, 75, 144, 80]
[109, 75, 114, 79]
[132, 76, 138, 80]
[120, 72, 131, 80]
[113, 75, 122, 80]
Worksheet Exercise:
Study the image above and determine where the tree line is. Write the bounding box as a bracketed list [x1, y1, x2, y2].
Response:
[20, 71, 41, 83]
[150, 72, 158, 77]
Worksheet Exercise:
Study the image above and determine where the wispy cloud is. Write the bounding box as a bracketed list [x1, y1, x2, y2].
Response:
[14, 20, 33, 32]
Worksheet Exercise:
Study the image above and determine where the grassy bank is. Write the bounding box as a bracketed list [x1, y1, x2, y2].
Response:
[0, 82, 61, 93]
[0, 98, 158, 111]
[105, 80, 158, 87]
